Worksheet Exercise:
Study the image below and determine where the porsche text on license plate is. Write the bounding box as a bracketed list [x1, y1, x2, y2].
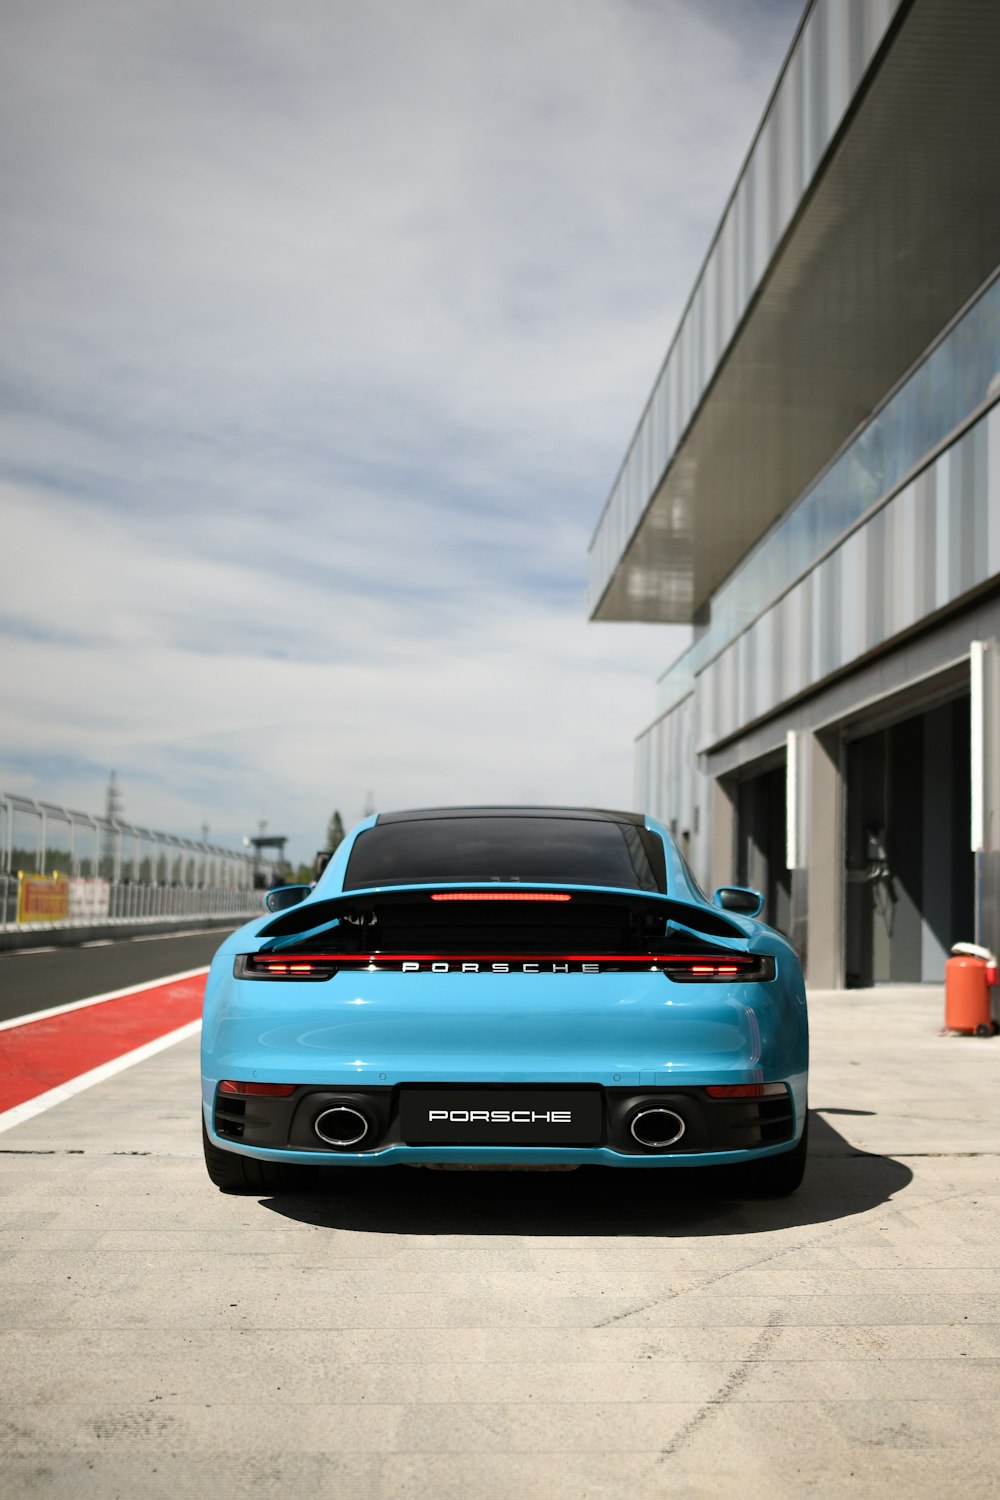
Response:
[400, 1089, 601, 1144]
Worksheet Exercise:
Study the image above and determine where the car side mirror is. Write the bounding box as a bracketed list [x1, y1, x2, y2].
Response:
[712, 885, 764, 917]
[264, 884, 312, 913]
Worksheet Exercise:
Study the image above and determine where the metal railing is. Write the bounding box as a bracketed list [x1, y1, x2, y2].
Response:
[0, 792, 274, 931]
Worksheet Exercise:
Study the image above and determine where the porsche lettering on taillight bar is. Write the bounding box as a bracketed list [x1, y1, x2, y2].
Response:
[235, 953, 775, 980]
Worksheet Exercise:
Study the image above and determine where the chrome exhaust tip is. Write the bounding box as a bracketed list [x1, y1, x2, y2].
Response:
[630, 1107, 686, 1148]
[314, 1105, 369, 1148]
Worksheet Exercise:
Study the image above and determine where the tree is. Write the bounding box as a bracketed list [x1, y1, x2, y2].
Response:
[325, 810, 346, 852]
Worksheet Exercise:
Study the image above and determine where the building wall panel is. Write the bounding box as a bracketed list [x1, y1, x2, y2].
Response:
[639, 401, 1000, 838]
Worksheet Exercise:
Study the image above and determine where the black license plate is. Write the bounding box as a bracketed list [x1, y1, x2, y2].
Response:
[400, 1088, 601, 1145]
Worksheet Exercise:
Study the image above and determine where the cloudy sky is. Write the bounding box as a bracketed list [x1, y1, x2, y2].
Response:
[1, 0, 800, 861]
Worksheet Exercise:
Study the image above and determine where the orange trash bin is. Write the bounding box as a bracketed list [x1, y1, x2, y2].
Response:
[945, 946, 997, 1036]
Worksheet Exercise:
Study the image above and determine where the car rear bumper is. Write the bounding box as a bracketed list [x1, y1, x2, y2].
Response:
[203, 1076, 806, 1167]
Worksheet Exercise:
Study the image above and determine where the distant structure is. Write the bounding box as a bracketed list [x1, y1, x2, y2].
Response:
[102, 770, 123, 870]
[104, 770, 123, 823]
[249, 817, 288, 889]
[362, 790, 375, 818]
[589, 0, 1000, 987]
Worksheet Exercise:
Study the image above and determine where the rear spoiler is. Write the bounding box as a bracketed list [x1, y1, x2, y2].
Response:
[258, 882, 748, 945]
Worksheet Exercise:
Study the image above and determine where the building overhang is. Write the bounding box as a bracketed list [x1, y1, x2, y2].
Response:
[591, 0, 1000, 623]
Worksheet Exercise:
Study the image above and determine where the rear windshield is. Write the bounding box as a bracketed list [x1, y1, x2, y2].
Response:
[343, 816, 665, 892]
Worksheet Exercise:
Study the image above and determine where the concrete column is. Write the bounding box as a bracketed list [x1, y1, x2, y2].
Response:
[800, 728, 844, 988]
[708, 775, 736, 894]
[972, 639, 1000, 967]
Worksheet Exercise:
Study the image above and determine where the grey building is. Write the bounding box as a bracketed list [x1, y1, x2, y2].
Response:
[589, 0, 1000, 987]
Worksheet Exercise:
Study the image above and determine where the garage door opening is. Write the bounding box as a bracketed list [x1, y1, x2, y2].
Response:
[845, 696, 973, 985]
[737, 762, 791, 936]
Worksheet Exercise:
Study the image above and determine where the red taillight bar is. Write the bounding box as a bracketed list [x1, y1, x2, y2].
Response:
[236, 951, 773, 983]
[430, 892, 573, 902]
[256, 961, 322, 974]
[243, 951, 762, 965]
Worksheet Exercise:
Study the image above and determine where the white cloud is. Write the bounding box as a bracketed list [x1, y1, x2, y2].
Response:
[0, 0, 800, 857]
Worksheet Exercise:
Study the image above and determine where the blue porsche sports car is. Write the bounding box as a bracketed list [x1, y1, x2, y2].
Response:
[201, 806, 808, 1195]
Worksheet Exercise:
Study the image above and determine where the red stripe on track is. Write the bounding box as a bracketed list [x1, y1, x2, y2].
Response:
[0, 975, 207, 1111]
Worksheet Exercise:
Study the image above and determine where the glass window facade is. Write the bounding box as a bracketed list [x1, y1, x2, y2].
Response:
[656, 271, 1000, 714]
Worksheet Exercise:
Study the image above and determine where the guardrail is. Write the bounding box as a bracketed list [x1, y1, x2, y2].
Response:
[0, 791, 274, 934]
[0, 872, 265, 931]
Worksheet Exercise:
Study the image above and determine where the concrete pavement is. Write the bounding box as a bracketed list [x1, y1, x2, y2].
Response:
[1, 984, 998, 1499]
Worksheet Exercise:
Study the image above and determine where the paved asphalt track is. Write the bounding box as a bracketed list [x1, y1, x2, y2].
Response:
[0, 970, 998, 1497]
[0, 927, 236, 1024]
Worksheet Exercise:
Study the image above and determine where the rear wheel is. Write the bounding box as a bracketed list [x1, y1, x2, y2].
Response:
[202, 1118, 299, 1194]
[737, 1114, 808, 1197]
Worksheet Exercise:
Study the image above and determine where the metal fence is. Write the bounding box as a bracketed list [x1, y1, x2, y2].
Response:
[0, 793, 274, 930]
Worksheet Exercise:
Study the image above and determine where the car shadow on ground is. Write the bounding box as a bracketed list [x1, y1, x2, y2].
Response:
[259, 1111, 913, 1238]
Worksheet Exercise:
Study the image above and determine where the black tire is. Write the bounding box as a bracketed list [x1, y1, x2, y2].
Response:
[202, 1118, 298, 1194]
[974, 1023, 992, 1038]
[737, 1114, 809, 1197]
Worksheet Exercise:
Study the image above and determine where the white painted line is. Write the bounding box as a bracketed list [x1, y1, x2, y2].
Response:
[0, 1019, 202, 1135]
[0, 967, 209, 1033]
[0, 924, 237, 950]
[130, 928, 229, 942]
